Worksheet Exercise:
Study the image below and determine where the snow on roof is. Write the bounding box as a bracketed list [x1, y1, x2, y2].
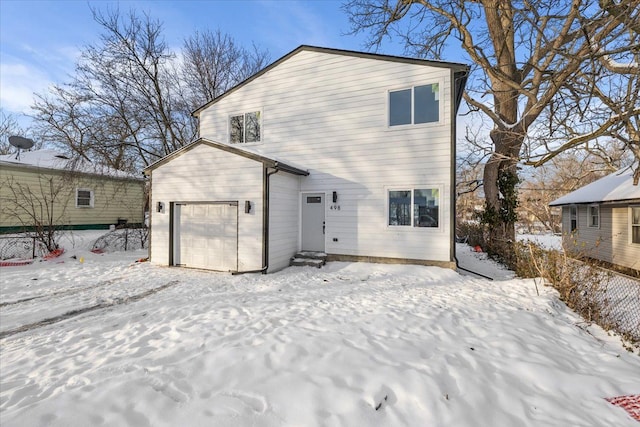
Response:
[0, 149, 141, 180]
[549, 169, 640, 206]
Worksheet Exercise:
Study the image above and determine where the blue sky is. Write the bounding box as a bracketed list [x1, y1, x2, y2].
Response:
[1, 0, 427, 126]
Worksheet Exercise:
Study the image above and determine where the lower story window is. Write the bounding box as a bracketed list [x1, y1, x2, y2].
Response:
[76, 188, 94, 208]
[632, 206, 640, 244]
[589, 205, 600, 228]
[388, 188, 439, 228]
[570, 206, 577, 231]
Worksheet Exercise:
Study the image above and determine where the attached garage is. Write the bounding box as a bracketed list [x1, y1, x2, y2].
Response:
[144, 138, 308, 273]
[172, 202, 238, 271]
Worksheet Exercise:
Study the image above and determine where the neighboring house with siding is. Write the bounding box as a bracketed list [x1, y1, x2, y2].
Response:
[0, 149, 145, 233]
[549, 169, 640, 272]
[144, 45, 469, 273]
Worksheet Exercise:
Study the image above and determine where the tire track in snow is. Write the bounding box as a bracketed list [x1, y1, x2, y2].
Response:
[0, 276, 127, 307]
[0, 280, 180, 339]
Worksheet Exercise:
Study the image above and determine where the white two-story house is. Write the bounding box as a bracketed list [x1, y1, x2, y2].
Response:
[144, 46, 469, 273]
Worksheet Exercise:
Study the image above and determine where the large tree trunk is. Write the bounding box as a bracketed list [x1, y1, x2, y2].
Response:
[483, 127, 523, 257]
[480, 0, 523, 258]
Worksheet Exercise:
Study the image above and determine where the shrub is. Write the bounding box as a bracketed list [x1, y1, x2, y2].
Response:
[511, 239, 639, 351]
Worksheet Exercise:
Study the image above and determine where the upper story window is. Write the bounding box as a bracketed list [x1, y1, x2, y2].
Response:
[389, 83, 440, 127]
[631, 206, 640, 244]
[230, 111, 261, 143]
[388, 188, 439, 228]
[588, 204, 600, 228]
[76, 188, 94, 208]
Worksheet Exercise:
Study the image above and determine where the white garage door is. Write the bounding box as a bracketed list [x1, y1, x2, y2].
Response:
[176, 203, 238, 271]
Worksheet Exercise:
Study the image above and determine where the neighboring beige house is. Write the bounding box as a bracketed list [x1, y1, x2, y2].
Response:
[0, 150, 145, 233]
[549, 169, 640, 272]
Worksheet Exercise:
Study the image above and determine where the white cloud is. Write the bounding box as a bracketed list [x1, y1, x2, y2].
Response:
[0, 62, 51, 113]
[0, 46, 79, 115]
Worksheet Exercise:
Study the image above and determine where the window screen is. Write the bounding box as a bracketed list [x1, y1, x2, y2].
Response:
[77, 189, 93, 207]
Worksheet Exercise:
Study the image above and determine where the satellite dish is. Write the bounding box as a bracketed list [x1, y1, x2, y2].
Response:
[9, 135, 35, 150]
[8, 136, 35, 161]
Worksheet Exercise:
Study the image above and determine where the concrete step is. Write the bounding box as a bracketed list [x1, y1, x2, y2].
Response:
[290, 251, 327, 268]
[294, 251, 327, 260]
[290, 258, 325, 268]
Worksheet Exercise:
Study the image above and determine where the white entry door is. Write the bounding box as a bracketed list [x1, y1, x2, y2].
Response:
[175, 203, 238, 271]
[301, 193, 325, 252]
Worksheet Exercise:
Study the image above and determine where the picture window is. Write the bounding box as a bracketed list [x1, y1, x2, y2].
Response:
[388, 188, 439, 228]
[389, 83, 439, 126]
[230, 111, 261, 143]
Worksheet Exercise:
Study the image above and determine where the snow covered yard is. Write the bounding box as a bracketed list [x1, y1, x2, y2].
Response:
[1, 250, 639, 426]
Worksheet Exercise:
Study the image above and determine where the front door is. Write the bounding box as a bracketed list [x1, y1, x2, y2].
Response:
[301, 193, 325, 252]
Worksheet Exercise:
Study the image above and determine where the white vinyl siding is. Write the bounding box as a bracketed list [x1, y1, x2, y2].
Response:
[268, 172, 302, 272]
[199, 50, 455, 263]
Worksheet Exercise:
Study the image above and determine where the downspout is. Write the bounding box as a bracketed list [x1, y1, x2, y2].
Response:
[146, 173, 152, 262]
[451, 68, 459, 270]
[233, 166, 279, 274]
[451, 68, 469, 272]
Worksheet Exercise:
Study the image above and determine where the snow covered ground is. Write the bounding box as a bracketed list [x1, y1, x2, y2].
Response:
[1, 234, 639, 426]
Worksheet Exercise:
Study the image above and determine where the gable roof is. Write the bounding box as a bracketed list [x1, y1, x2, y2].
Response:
[0, 149, 142, 180]
[549, 169, 640, 206]
[192, 45, 470, 117]
[143, 138, 309, 176]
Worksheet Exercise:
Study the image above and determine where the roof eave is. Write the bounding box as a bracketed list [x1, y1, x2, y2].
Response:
[550, 198, 640, 207]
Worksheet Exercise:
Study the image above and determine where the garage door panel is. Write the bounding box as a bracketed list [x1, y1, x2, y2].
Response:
[177, 203, 238, 271]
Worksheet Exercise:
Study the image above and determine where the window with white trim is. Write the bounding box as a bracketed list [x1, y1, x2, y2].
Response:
[76, 188, 94, 208]
[389, 83, 440, 126]
[631, 206, 640, 244]
[229, 111, 261, 143]
[588, 204, 600, 228]
[570, 206, 577, 231]
[388, 188, 439, 228]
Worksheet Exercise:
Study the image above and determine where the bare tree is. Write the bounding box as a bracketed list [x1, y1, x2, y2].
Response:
[31, 8, 269, 173]
[526, 22, 640, 182]
[182, 29, 270, 110]
[518, 148, 625, 233]
[32, 8, 188, 170]
[345, 0, 640, 258]
[0, 109, 37, 155]
[0, 173, 71, 251]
